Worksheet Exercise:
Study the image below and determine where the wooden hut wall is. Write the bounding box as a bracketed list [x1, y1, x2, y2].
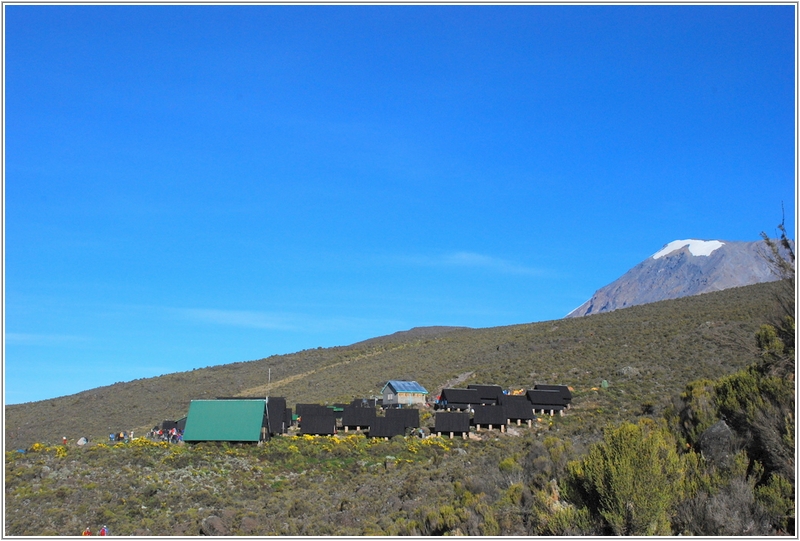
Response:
[503, 396, 535, 420]
[472, 405, 507, 426]
[342, 405, 377, 428]
[300, 415, 336, 435]
[434, 412, 471, 433]
[368, 417, 406, 438]
[386, 407, 419, 428]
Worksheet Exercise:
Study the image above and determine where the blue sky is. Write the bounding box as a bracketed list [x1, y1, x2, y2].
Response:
[5, 5, 795, 404]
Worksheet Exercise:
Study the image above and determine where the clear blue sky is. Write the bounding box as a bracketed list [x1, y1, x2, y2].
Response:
[5, 5, 795, 404]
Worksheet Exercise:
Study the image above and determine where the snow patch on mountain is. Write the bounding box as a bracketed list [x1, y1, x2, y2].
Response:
[652, 239, 725, 259]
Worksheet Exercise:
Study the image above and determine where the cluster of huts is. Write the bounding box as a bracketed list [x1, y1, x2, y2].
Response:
[164, 380, 572, 443]
[434, 384, 572, 438]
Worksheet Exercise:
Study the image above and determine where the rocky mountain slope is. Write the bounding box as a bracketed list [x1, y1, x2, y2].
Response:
[567, 239, 780, 318]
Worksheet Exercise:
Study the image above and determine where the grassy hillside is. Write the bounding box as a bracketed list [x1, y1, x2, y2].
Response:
[4, 280, 794, 536]
[5, 281, 784, 450]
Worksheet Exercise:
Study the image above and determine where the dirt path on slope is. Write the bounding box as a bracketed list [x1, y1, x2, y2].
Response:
[431, 371, 474, 399]
[238, 345, 409, 398]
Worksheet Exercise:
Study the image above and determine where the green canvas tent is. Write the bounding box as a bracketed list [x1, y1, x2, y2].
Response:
[182, 399, 266, 442]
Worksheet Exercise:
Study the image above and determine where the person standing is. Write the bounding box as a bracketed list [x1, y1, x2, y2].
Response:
[99, 525, 108, 536]
[82, 527, 92, 535]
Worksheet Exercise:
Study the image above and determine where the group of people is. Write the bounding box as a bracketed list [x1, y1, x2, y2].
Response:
[109, 431, 133, 443]
[148, 426, 183, 444]
[81, 525, 109, 536]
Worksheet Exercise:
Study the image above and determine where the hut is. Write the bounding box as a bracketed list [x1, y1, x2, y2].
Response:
[381, 380, 429, 406]
[368, 416, 407, 439]
[438, 388, 480, 411]
[300, 414, 336, 436]
[341, 405, 377, 432]
[467, 384, 504, 405]
[472, 405, 507, 432]
[386, 407, 420, 430]
[526, 389, 566, 416]
[533, 384, 572, 408]
[434, 412, 470, 439]
[182, 399, 267, 443]
[500, 395, 535, 426]
[266, 397, 289, 435]
[296, 404, 336, 435]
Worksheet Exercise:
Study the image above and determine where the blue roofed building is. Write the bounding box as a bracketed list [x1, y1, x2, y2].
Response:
[381, 380, 429, 406]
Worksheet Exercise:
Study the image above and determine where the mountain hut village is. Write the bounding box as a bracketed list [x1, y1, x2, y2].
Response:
[136, 380, 572, 445]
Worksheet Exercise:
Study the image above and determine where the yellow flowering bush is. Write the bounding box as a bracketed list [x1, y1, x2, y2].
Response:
[421, 437, 452, 452]
[129, 437, 163, 448]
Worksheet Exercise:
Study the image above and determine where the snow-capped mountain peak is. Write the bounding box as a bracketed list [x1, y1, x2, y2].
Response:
[567, 239, 779, 318]
[652, 239, 725, 259]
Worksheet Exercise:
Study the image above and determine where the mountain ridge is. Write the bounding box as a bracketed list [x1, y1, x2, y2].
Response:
[567, 239, 780, 318]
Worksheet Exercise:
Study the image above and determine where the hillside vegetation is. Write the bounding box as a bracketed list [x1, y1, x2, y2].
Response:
[4, 280, 794, 535]
[5, 281, 786, 450]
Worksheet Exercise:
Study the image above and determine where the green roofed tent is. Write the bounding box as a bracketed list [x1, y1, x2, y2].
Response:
[182, 399, 266, 442]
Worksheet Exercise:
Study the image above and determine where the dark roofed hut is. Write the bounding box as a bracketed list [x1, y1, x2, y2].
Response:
[526, 389, 566, 416]
[467, 384, 504, 405]
[472, 405, 507, 432]
[297, 404, 337, 435]
[438, 388, 480, 411]
[368, 416, 407, 440]
[266, 397, 288, 435]
[386, 407, 420, 429]
[341, 405, 377, 432]
[299, 414, 336, 436]
[501, 395, 535, 426]
[434, 412, 471, 439]
[534, 384, 573, 408]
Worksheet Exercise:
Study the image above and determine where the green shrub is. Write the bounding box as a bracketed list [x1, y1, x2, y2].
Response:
[755, 473, 795, 535]
[566, 420, 683, 535]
